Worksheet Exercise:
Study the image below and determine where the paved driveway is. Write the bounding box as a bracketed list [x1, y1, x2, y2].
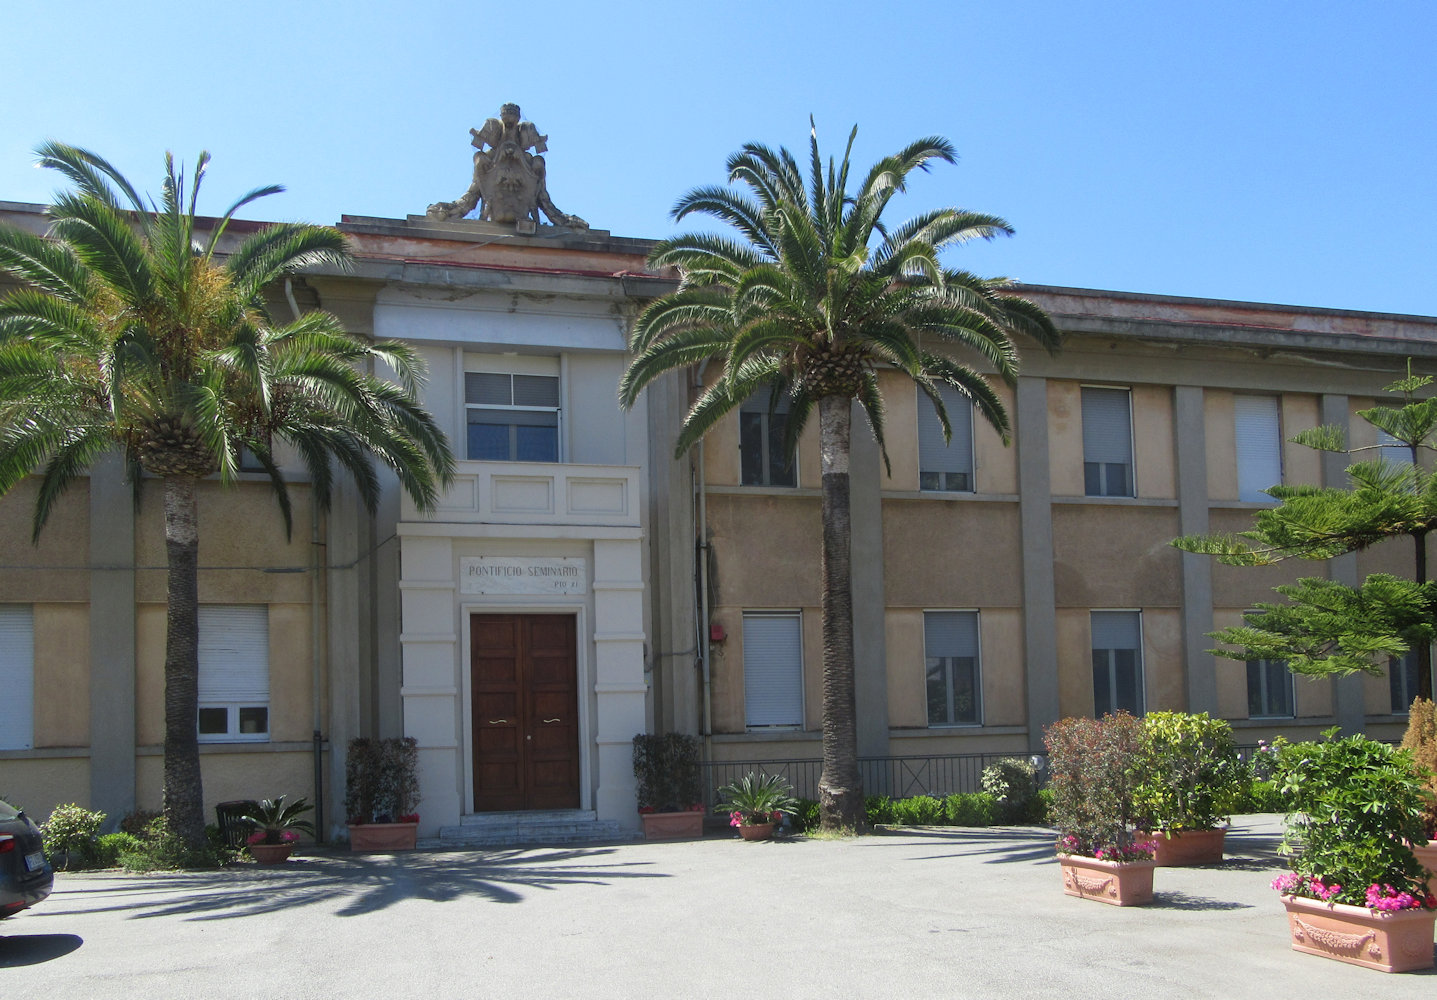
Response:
[2, 815, 1433, 998]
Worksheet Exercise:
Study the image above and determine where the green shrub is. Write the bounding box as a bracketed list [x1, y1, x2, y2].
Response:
[891, 795, 945, 826]
[41, 803, 106, 869]
[944, 792, 997, 827]
[115, 816, 235, 871]
[1135, 711, 1244, 831]
[790, 798, 821, 832]
[92, 832, 143, 868]
[1232, 779, 1285, 814]
[863, 795, 895, 825]
[1272, 729, 1429, 907]
[981, 758, 1039, 822]
[1031, 788, 1053, 824]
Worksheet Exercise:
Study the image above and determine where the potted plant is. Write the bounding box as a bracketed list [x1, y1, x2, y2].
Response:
[239, 796, 315, 864]
[714, 772, 798, 841]
[632, 732, 706, 840]
[1400, 696, 1437, 892]
[1269, 729, 1436, 973]
[1133, 711, 1243, 865]
[1044, 712, 1158, 906]
[345, 736, 421, 851]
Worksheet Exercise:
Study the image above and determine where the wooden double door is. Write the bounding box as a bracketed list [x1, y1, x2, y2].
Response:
[470, 614, 581, 812]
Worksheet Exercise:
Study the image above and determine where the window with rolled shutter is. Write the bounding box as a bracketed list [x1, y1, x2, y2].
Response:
[0, 606, 34, 750]
[198, 605, 270, 742]
[924, 611, 981, 725]
[1235, 395, 1282, 502]
[1091, 610, 1144, 716]
[918, 388, 975, 492]
[742, 612, 803, 728]
[1081, 387, 1134, 497]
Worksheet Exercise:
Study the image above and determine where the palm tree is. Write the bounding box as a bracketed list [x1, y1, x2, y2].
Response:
[0, 143, 454, 850]
[619, 123, 1058, 830]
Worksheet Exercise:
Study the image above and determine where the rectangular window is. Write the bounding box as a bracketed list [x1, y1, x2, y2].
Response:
[924, 611, 981, 726]
[1081, 387, 1134, 497]
[739, 388, 796, 487]
[917, 387, 975, 492]
[1391, 651, 1422, 714]
[742, 612, 803, 728]
[198, 606, 270, 742]
[0, 606, 34, 750]
[1246, 658, 1294, 718]
[1235, 395, 1283, 502]
[465, 372, 561, 462]
[1091, 611, 1144, 716]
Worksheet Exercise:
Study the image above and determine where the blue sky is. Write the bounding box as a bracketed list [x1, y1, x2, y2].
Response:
[3, 1, 1432, 315]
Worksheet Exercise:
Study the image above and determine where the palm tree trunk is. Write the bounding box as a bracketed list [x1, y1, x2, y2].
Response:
[817, 394, 863, 830]
[1417, 529, 1433, 702]
[162, 474, 206, 850]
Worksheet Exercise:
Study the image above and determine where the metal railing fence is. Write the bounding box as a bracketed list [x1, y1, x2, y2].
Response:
[699, 751, 1044, 806]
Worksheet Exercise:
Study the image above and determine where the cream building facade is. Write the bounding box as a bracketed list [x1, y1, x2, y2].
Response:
[2, 193, 1436, 834]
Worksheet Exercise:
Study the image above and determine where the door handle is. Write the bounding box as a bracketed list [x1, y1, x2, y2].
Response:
[542, 717, 561, 724]
[488, 719, 508, 724]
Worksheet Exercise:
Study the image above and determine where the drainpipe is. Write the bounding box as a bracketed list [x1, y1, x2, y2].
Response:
[288, 278, 327, 841]
[694, 362, 713, 758]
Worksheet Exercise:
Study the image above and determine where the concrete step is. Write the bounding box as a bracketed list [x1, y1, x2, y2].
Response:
[426, 810, 634, 848]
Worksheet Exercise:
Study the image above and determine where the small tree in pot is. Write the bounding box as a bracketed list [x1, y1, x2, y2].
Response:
[1133, 711, 1244, 865]
[633, 733, 705, 840]
[345, 737, 421, 851]
[1044, 712, 1157, 906]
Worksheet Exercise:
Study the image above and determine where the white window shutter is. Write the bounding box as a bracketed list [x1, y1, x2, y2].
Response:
[924, 611, 978, 659]
[198, 606, 269, 703]
[742, 613, 803, 727]
[1081, 388, 1133, 466]
[1090, 611, 1140, 651]
[918, 387, 974, 486]
[1235, 395, 1282, 501]
[0, 606, 34, 750]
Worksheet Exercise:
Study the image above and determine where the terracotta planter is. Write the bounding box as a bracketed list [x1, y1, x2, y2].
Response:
[348, 821, 419, 852]
[1409, 840, 1437, 897]
[1057, 854, 1157, 906]
[737, 822, 775, 841]
[1281, 894, 1436, 973]
[640, 811, 705, 840]
[1135, 827, 1226, 866]
[248, 842, 295, 865]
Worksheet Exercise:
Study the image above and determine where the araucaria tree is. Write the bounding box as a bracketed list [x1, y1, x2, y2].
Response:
[619, 123, 1058, 830]
[1174, 366, 1437, 704]
[0, 144, 454, 850]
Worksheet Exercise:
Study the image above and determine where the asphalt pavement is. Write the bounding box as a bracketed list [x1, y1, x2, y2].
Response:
[2, 814, 1433, 999]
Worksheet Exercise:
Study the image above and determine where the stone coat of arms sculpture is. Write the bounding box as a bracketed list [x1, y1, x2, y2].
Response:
[426, 103, 588, 234]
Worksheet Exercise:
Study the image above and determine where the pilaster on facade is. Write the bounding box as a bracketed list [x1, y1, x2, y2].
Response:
[1017, 376, 1059, 751]
[1175, 385, 1217, 714]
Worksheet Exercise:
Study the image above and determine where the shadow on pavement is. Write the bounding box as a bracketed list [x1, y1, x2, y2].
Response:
[0, 933, 84, 966]
[40, 847, 665, 922]
[875, 827, 1063, 866]
[1150, 891, 1252, 911]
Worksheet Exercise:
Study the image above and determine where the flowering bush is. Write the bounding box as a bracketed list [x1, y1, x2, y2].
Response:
[246, 830, 300, 846]
[1271, 873, 1435, 911]
[714, 772, 798, 828]
[1271, 729, 1434, 910]
[1058, 834, 1156, 863]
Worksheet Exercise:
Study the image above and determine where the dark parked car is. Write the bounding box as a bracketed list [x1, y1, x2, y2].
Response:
[0, 799, 52, 918]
